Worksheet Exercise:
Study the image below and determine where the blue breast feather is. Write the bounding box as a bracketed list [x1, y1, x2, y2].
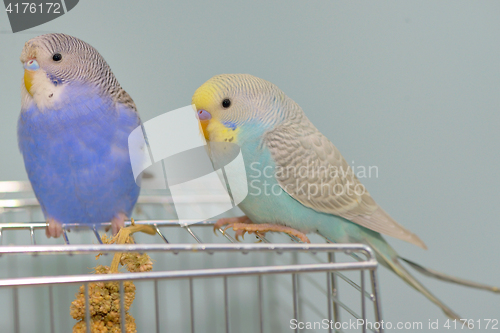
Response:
[17, 85, 141, 225]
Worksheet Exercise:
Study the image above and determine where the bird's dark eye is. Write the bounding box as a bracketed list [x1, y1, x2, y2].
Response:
[222, 98, 231, 108]
[52, 53, 62, 62]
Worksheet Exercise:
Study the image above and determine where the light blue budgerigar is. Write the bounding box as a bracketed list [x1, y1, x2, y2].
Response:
[192, 74, 499, 320]
[18, 33, 141, 237]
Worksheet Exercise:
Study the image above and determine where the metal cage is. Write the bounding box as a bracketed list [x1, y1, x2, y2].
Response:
[0, 181, 384, 333]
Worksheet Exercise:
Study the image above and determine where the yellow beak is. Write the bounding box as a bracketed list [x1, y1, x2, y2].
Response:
[23, 58, 40, 96]
[197, 109, 212, 141]
[24, 69, 34, 96]
[200, 119, 210, 141]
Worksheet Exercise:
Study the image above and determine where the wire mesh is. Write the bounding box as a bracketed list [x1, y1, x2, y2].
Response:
[0, 181, 384, 333]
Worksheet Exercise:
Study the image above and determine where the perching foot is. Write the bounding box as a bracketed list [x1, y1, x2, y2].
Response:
[111, 212, 127, 235]
[213, 216, 252, 233]
[215, 216, 311, 243]
[45, 218, 63, 238]
[227, 223, 310, 243]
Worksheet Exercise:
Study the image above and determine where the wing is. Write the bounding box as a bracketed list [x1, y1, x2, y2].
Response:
[264, 117, 427, 249]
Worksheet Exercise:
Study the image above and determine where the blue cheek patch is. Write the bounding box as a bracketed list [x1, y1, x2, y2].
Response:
[223, 121, 237, 130]
[47, 74, 63, 86]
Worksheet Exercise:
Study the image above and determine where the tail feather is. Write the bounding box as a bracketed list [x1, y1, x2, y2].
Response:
[366, 240, 463, 321]
[400, 257, 500, 293]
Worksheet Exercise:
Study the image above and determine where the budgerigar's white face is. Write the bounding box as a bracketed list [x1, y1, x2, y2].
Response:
[20, 33, 118, 111]
[20, 36, 68, 110]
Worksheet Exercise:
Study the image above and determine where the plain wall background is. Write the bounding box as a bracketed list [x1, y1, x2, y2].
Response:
[1, 1, 499, 331]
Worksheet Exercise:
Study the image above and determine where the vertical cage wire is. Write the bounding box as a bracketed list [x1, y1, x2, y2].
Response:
[0, 181, 384, 333]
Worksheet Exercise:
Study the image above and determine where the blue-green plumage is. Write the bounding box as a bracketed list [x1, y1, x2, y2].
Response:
[236, 129, 398, 262]
[194, 73, 500, 322]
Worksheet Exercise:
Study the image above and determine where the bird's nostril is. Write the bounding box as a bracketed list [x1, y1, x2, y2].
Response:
[197, 109, 212, 121]
[24, 59, 39, 71]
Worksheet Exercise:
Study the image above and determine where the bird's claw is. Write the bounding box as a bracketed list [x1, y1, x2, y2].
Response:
[213, 216, 252, 234]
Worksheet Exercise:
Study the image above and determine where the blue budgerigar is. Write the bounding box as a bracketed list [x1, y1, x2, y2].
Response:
[192, 74, 499, 320]
[18, 33, 141, 237]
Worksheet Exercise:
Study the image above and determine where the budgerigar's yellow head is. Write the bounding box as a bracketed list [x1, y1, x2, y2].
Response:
[192, 74, 294, 143]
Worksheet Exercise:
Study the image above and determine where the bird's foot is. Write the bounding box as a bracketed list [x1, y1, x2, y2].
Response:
[45, 218, 63, 238]
[228, 223, 311, 243]
[213, 216, 253, 233]
[214, 216, 267, 240]
[111, 213, 127, 235]
[216, 216, 310, 243]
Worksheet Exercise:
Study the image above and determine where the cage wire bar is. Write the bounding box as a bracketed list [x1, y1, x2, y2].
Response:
[0, 181, 384, 333]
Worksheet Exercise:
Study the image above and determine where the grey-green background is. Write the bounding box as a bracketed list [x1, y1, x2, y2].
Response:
[1, 1, 499, 332]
